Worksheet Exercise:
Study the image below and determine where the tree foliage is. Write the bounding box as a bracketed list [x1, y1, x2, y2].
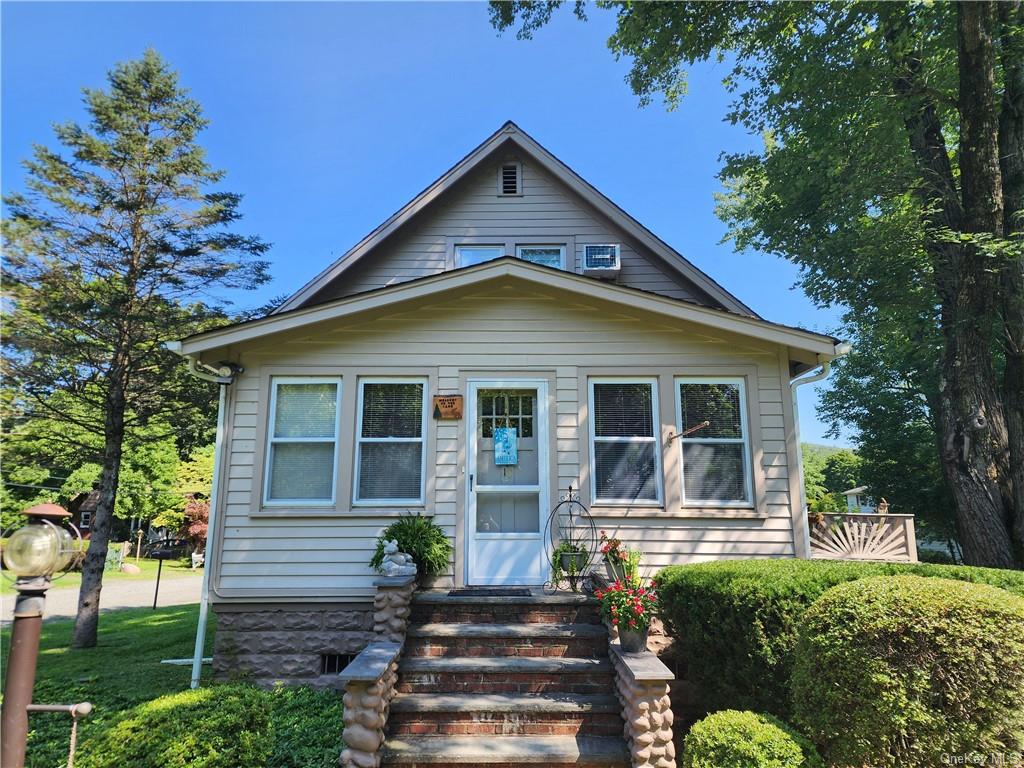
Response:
[2, 49, 269, 646]
[491, 1, 1024, 567]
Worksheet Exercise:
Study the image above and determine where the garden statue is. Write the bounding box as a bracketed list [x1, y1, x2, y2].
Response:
[380, 539, 417, 577]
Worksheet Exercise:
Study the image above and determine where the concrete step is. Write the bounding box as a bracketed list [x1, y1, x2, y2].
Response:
[389, 692, 623, 737]
[395, 656, 615, 695]
[410, 597, 601, 626]
[381, 734, 630, 766]
[406, 622, 608, 658]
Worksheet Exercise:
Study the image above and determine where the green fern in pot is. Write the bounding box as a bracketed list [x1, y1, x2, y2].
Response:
[370, 513, 453, 578]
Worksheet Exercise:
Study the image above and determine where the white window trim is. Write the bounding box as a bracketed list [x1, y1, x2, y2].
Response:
[515, 244, 566, 270]
[263, 376, 343, 506]
[675, 376, 754, 507]
[353, 377, 429, 506]
[455, 244, 506, 268]
[588, 377, 664, 506]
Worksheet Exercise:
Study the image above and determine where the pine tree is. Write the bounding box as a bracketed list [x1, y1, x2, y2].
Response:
[2, 49, 269, 647]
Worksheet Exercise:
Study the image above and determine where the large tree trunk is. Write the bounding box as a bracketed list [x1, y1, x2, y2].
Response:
[998, 0, 1024, 562]
[937, 1, 1018, 568]
[884, 2, 1019, 567]
[72, 377, 126, 648]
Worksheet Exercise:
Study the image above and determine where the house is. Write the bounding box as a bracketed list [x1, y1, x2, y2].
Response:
[171, 122, 845, 687]
[842, 486, 875, 514]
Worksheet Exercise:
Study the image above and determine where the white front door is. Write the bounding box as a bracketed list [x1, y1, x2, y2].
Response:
[467, 380, 549, 585]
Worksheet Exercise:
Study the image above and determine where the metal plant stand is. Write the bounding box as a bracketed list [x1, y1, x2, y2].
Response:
[542, 486, 598, 593]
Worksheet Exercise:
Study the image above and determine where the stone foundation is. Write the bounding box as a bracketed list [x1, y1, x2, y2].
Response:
[212, 602, 375, 688]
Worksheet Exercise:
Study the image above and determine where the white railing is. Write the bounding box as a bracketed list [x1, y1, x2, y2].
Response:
[809, 513, 918, 563]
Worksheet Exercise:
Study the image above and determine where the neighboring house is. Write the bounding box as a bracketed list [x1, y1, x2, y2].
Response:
[172, 122, 844, 683]
[842, 486, 875, 514]
[68, 489, 98, 532]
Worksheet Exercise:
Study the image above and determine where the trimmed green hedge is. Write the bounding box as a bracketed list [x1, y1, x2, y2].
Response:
[75, 684, 343, 768]
[793, 576, 1024, 767]
[656, 558, 1024, 718]
[682, 709, 824, 768]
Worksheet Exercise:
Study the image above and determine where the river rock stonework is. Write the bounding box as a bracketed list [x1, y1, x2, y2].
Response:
[212, 603, 374, 687]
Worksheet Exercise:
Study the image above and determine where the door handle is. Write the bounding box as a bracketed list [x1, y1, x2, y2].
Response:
[469, 474, 474, 491]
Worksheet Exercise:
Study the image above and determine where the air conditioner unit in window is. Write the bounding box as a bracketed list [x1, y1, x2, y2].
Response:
[582, 244, 621, 279]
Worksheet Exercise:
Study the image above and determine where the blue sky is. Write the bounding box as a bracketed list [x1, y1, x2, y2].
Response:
[1, 2, 848, 445]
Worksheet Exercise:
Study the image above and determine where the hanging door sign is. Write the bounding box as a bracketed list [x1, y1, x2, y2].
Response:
[493, 426, 519, 465]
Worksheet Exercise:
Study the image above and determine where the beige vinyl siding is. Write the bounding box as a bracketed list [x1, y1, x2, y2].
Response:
[212, 285, 795, 600]
[308, 159, 711, 304]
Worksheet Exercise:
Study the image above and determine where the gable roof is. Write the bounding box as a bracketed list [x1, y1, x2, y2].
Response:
[176, 258, 839, 360]
[275, 121, 758, 317]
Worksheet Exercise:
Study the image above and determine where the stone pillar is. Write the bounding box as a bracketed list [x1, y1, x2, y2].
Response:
[338, 641, 402, 768]
[372, 575, 416, 642]
[609, 642, 677, 768]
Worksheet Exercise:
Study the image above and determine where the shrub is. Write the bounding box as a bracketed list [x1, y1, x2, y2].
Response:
[369, 513, 453, 578]
[76, 684, 344, 768]
[792, 576, 1024, 767]
[656, 558, 1024, 718]
[682, 710, 824, 768]
[76, 685, 270, 768]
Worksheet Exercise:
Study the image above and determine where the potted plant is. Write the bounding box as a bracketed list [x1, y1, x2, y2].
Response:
[551, 539, 588, 592]
[595, 579, 659, 652]
[599, 531, 641, 585]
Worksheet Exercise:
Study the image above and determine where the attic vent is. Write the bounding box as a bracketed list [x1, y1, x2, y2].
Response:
[499, 163, 521, 196]
[583, 244, 621, 278]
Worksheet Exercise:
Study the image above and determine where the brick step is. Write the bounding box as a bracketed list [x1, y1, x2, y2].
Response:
[406, 623, 607, 658]
[389, 692, 623, 737]
[381, 734, 630, 766]
[395, 656, 614, 695]
[410, 592, 600, 626]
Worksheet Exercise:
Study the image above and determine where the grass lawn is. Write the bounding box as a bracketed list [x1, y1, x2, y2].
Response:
[1, 605, 215, 768]
[0, 559, 197, 596]
[2, 605, 346, 768]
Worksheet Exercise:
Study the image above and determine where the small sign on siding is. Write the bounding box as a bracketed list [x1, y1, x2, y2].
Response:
[433, 395, 463, 420]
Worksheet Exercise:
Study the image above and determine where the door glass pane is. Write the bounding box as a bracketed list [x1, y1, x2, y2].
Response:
[476, 493, 540, 533]
[477, 390, 538, 484]
[268, 442, 334, 500]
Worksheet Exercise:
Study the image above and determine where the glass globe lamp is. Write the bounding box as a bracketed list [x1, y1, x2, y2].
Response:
[1, 503, 78, 578]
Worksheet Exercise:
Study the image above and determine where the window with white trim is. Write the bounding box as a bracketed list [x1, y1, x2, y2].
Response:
[355, 380, 427, 504]
[515, 245, 565, 269]
[676, 378, 752, 505]
[264, 378, 342, 504]
[456, 245, 505, 268]
[589, 379, 661, 504]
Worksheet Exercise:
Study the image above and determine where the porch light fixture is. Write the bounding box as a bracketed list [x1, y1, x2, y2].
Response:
[1, 504, 83, 768]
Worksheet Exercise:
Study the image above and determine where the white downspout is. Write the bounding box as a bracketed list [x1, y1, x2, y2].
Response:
[163, 342, 237, 689]
[789, 342, 851, 557]
[190, 381, 228, 688]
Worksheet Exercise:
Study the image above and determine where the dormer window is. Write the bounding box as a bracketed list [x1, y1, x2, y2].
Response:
[498, 162, 522, 196]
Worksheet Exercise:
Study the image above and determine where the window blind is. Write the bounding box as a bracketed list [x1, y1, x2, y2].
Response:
[265, 380, 339, 503]
[590, 381, 659, 503]
[356, 381, 426, 502]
